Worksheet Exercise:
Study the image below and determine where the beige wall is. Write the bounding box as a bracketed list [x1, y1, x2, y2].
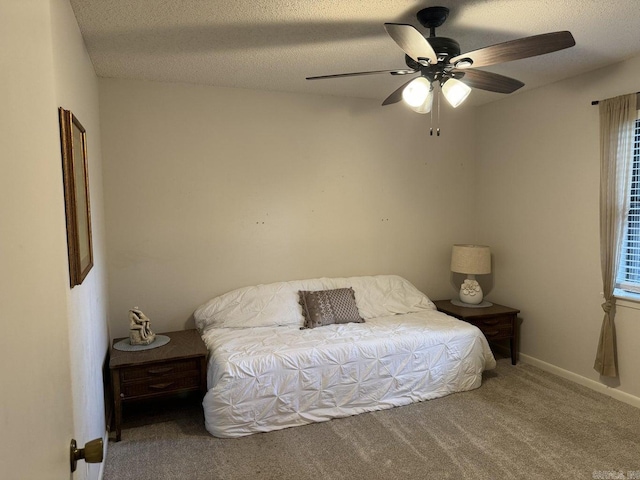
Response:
[0, 2, 74, 478]
[50, 1, 110, 479]
[100, 78, 478, 338]
[0, 2, 108, 479]
[476, 54, 640, 399]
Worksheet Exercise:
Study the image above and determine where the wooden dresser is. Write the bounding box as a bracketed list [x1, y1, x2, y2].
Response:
[109, 329, 208, 441]
[433, 300, 519, 365]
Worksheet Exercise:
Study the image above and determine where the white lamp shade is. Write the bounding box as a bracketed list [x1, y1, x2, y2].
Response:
[410, 89, 433, 114]
[451, 244, 491, 275]
[402, 77, 432, 109]
[442, 78, 471, 108]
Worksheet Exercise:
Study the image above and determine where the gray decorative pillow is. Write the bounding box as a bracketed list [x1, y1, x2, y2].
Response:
[299, 288, 364, 329]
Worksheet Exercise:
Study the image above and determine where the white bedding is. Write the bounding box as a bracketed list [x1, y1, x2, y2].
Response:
[200, 308, 496, 438]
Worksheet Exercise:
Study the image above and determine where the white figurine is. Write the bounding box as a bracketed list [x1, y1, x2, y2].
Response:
[129, 307, 156, 345]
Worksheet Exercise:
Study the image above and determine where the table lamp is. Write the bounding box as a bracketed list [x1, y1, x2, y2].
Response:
[450, 244, 492, 307]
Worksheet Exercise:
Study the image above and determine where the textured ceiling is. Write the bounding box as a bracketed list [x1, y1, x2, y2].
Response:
[69, 0, 640, 106]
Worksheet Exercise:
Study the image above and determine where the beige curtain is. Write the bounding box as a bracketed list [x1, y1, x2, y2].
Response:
[595, 93, 637, 377]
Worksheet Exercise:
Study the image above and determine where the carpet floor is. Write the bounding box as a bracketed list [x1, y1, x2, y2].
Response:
[104, 358, 640, 479]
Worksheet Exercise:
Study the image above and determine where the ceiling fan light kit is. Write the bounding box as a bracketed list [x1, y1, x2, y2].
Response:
[402, 77, 433, 112]
[442, 78, 471, 108]
[306, 6, 575, 131]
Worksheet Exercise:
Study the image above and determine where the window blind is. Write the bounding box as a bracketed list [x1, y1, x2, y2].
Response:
[616, 113, 640, 293]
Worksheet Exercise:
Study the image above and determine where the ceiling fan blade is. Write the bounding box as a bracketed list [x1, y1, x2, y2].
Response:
[381, 78, 416, 106]
[453, 69, 524, 94]
[306, 69, 416, 80]
[384, 23, 437, 64]
[450, 31, 575, 68]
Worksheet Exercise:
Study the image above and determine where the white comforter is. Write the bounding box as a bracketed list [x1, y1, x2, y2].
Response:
[200, 309, 496, 438]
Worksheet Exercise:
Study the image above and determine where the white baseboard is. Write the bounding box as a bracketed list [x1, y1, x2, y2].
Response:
[519, 353, 640, 409]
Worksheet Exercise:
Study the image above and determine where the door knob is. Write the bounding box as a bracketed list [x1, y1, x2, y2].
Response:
[70, 437, 103, 472]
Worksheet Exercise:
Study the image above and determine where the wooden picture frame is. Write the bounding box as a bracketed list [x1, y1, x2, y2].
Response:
[59, 108, 93, 287]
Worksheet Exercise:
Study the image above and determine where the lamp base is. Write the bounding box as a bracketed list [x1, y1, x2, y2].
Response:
[459, 277, 484, 304]
[451, 299, 493, 308]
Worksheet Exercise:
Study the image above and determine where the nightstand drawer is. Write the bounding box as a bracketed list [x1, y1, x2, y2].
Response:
[121, 358, 200, 382]
[478, 324, 512, 340]
[478, 315, 513, 329]
[121, 371, 201, 398]
[473, 315, 514, 339]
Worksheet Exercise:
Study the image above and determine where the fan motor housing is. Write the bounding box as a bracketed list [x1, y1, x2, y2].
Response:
[428, 37, 460, 59]
[404, 36, 460, 70]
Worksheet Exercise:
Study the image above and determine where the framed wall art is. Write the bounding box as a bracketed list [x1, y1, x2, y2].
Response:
[59, 107, 93, 287]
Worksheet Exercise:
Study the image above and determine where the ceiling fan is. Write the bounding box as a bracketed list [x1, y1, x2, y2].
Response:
[306, 6, 575, 120]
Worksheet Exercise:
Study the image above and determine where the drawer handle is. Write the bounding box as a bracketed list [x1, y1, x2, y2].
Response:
[149, 382, 175, 390]
[148, 367, 174, 375]
[483, 319, 500, 325]
[484, 330, 500, 337]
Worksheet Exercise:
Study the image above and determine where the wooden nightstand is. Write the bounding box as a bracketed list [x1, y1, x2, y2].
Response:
[109, 329, 208, 441]
[433, 300, 520, 365]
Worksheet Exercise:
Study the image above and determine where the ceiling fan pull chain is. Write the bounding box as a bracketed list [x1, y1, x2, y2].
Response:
[437, 89, 441, 136]
[430, 100, 434, 136]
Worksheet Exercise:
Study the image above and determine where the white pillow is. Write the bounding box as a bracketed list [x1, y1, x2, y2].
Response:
[348, 275, 435, 318]
[194, 281, 310, 331]
[193, 275, 434, 331]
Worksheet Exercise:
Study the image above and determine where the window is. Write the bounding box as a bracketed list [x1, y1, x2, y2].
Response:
[616, 112, 640, 295]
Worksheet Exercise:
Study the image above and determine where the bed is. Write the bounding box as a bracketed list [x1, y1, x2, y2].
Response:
[194, 275, 496, 438]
